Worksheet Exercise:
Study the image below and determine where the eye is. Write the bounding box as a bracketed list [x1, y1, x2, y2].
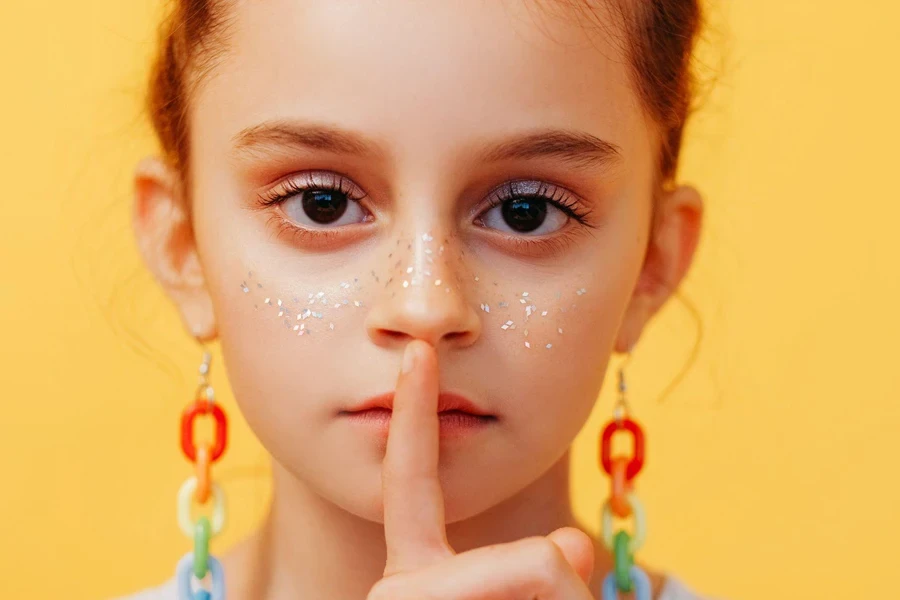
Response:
[476, 180, 590, 236]
[257, 171, 371, 229]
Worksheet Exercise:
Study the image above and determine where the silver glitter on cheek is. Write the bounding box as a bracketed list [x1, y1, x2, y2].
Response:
[546, 343, 552, 349]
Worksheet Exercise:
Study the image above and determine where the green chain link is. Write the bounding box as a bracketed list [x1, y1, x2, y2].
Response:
[193, 516, 211, 579]
[613, 530, 634, 592]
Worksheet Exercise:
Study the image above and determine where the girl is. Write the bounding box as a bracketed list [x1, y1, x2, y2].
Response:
[120, 0, 711, 598]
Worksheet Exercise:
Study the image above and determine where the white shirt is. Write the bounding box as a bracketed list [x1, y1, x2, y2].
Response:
[113, 573, 717, 600]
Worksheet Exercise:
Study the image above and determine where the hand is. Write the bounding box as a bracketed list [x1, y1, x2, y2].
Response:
[369, 339, 596, 599]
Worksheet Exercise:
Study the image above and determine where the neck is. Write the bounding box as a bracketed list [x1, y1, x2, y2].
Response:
[233, 449, 589, 600]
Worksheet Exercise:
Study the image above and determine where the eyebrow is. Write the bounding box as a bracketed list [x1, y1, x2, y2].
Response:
[475, 128, 622, 171]
[232, 120, 386, 159]
[232, 120, 622, 170]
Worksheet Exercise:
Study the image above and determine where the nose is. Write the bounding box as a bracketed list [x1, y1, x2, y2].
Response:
[365, 232, 481, 350]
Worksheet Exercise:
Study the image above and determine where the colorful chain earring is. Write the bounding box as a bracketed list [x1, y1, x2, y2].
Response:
[599, 352, 651, 600]
[175, 348, 229, 600]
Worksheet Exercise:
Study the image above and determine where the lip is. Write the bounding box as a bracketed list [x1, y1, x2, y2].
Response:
[342, 391, 493, 417]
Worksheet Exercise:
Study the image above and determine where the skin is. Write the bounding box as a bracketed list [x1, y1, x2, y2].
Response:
[132, 0, 703, 598]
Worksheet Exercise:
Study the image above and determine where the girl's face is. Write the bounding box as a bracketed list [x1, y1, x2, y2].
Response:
[135, 0, 701, 523]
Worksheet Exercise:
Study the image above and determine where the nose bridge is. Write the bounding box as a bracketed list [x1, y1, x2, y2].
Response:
[365, 225, 481, 349]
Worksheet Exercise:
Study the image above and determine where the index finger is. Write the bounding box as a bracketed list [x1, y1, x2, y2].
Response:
[382, 339, 454, 577]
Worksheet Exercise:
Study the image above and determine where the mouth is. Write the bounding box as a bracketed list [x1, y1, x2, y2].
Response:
[341, 391, 495, 417]
[339, 391, 497, 438]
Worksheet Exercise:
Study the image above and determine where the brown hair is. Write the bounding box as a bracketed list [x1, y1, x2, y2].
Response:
[146, 0, 703, 193]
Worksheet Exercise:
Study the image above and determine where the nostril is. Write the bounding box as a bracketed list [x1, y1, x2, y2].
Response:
[377, 329, 411, 344]
[444, 330, 470, 344]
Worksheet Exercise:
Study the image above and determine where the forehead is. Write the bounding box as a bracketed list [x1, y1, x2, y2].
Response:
[192, 0, 648, 166]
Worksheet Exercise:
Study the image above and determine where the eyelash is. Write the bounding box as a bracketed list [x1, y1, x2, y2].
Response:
[255, 172, 598, 254]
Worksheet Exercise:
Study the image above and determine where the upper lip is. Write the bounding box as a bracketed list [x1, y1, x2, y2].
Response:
[343, 391, 492, 416]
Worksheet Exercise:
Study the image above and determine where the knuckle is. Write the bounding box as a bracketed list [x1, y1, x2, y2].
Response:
[366, 579, 393, 600]
[366, 577, 399, 600]
[527, 537, 567, 588]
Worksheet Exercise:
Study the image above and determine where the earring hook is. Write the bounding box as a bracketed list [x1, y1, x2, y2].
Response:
[195, 342, 215, 403]
[613, 349, 633, 423]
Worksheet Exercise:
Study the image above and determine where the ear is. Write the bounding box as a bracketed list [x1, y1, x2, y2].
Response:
[132, 156, 218, 342]
[614, 184, 703, 354]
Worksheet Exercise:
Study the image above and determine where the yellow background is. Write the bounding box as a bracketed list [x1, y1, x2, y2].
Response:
[1, 1, 898, 598]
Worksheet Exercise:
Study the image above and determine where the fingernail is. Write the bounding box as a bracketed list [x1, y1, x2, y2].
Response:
[402, 342, 417, 374]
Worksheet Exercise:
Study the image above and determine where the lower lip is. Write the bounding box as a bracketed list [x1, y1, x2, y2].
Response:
[341, 408, 496, 439]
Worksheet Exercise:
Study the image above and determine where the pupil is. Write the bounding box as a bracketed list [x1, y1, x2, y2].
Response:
[502, 198, 547, 233]
[302, 190, 348, 224]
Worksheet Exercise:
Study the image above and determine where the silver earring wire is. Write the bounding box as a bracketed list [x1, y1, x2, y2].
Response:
[614, 349, 633, 423]
[196, 345, 216, 403]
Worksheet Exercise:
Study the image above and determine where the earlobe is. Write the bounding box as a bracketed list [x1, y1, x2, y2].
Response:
[132, 155, 218, 342]
[614, 183, 704, 355]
